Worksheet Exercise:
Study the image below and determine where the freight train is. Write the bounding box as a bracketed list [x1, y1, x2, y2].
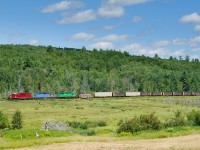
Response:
[8, 91, 200, 100]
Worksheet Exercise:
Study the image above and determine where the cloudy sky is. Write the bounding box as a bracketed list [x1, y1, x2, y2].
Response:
[1, 0, 200, 59]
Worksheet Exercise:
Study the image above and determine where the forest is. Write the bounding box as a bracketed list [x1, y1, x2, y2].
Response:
[0, 44, 200, 98]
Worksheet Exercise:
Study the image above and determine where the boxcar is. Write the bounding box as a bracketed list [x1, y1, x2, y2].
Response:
[57, 93, 77, 98]
[34, 92, 54, 99]
[9, 93, 33, 100]
[94, 92, 112, 98]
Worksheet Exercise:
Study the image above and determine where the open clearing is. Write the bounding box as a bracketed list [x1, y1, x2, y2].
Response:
[15, 134, 200, 150]
[1, 96, 200, 149]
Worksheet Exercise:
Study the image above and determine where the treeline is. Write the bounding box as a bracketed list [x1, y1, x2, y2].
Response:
[1, 44, 200, 97]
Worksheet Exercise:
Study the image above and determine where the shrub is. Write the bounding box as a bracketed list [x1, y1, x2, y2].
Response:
[68, 121, 82, 129]
[164, 110, 186, 127]
[117, 113, 161, 134]
[79, 129, 96, 136]
[187, 110, 200, 126]
[140, 113, 162, 130]
[0, 111, 10, 129]
[97, 120, 107, 127]
[11, 110, 22, 129]
[117, 117, 141, 134]
[68, 120, 107, 129]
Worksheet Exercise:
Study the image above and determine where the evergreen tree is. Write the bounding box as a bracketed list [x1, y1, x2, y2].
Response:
[11, 110, 22, 129]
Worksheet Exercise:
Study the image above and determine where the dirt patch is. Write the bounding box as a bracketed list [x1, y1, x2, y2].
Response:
[15, 134, 200, 150]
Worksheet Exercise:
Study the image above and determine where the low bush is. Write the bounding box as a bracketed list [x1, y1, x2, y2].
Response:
[97, 120, 107, 127]
[68, 120, 107, 129]
[187, 110, 200, 126]
[79, 129, 96, 136]
[164, 110, 186, 127]
[117, 113, 161, 134]
[140, 113, 162, 130]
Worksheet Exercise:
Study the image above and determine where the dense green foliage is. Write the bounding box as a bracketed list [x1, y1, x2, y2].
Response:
[1, 44, 200, 97]
[11, 110, 22, 129]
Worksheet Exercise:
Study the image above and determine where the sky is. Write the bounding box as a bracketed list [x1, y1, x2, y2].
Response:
[1, 0, 200, 59]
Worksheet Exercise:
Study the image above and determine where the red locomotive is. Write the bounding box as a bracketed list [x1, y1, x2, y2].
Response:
[9, 93, 33, 100]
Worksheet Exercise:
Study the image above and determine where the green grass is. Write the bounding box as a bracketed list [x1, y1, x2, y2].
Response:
[0, 96, 200, 149]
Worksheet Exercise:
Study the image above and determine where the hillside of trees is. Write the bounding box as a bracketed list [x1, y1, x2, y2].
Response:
[1, 44, 200, 97]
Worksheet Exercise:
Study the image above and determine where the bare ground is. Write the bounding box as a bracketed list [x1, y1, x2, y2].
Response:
[14, 134, 200, 150]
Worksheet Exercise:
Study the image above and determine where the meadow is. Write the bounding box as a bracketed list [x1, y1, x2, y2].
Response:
[1, 96, 200, 149]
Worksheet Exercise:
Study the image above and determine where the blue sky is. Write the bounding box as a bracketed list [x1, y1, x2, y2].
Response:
[1, 0, 200, 59]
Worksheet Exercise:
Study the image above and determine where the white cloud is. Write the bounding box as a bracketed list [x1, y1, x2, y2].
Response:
[133, 16, 142, 22]
[90, 42, 114, 50]
[172, 38, 187, 45]
[122, 43, 165, 56]
[122, 43, 143, 51]
[103, 25, 116, 30]
[99, 34, 129, 42]
[98, 6, 124, 18]
[107, 0, 151, 6]
[28, 39, 39, 46]
[179, 12, 200, 23]
[122, 43, 186, 58]
[72, 32, 95, 41]
[57, 9, 96, 24]
[152, 40, 171, 47]
[194, 25, 200, 32]
[41, 0, 84, 13]
[190, 36, 200, 47]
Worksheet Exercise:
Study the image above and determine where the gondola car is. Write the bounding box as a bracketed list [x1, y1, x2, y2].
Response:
[8, 93, 33, 100]
[163, 92, 173, 96]
[112, 92, 125, 97]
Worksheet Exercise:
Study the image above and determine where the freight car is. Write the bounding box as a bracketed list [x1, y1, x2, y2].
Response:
[57, 92, 77, 98]
[94, 92, 113, 98]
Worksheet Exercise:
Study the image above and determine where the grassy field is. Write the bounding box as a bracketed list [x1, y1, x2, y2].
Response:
[0, 96, 200, 149]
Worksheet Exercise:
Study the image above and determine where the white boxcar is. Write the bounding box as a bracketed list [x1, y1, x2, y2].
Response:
[94, 92, 113, 98]
[125, 92, 141, 97]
